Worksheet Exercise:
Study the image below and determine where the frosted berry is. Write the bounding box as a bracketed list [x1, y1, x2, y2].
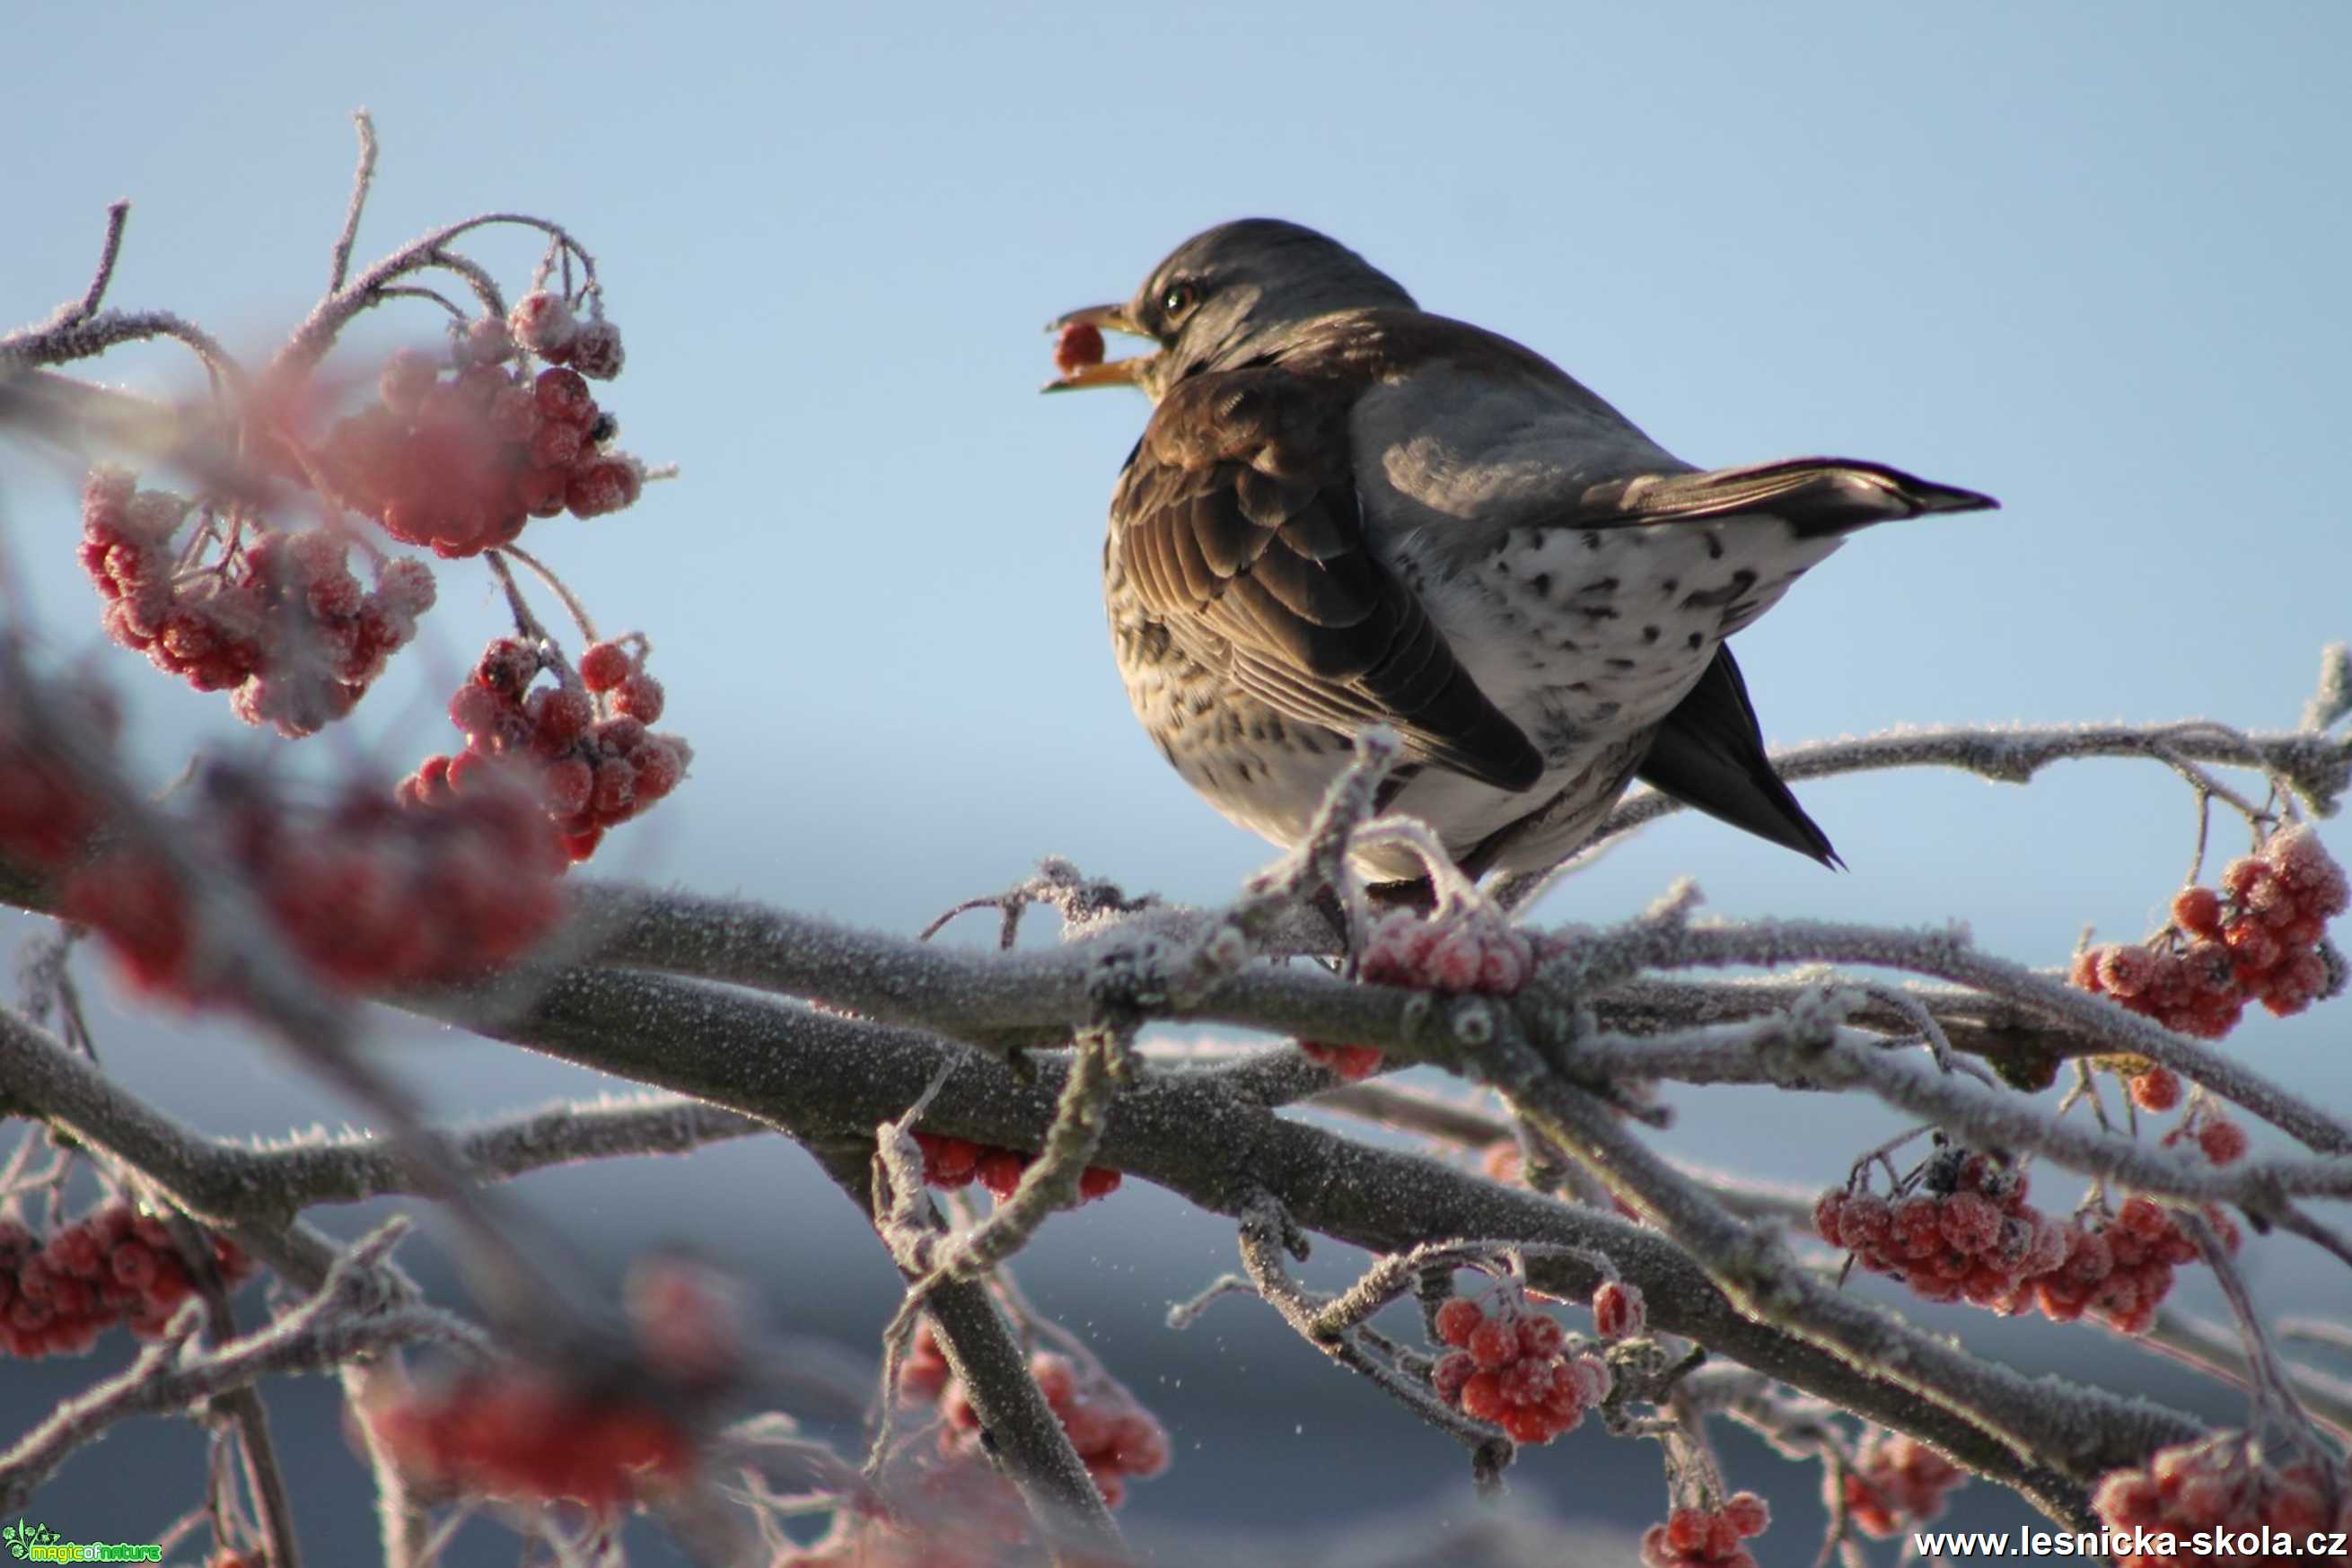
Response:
[1592, 1279, 1646, 1341]
[566, 457, 644, 519]
[580, 641, 632, 692]
[914, 1132, 981, 1187]
[570, 318, 625, 381]
[615, 672, 665, 723]
[2128, 1066, 2182, 1113]
[2172, 886, 2222, 936]
[534, 366, 597, 427]
[1434, 1297, 1484, 1348]
[1300, 1040, 1384, 1080]
[508, 292, 579, 361]
[2195, 1116, 2249, 1166]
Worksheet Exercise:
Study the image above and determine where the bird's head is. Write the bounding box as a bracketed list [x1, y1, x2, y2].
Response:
[1046, 219, 1414, 400]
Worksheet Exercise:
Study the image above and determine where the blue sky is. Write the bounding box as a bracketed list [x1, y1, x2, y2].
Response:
[4, 2, 2349, 1556]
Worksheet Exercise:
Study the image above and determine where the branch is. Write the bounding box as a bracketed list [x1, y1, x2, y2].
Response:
[0, 1001, 764, 1223]
[276, 210, 595, 377]
[1540, 898, 2352, 1156]
[1547, 1012, 2352, 1211]
[1496, 715, 2352, 908]
[395, 959, 2197, 1516]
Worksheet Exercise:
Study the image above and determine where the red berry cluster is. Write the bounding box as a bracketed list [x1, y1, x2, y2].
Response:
[371, 1249, 710, 1511]
[0, 672, 116, 868]
[1842, 1431, 1969, 1537]
[2072, 827, 2348, 1038]
[1428, 1294, 1610, 1446]
[61, 770, 563, 996]
[2093, 1435, 2351, 1566]
[1817, 1152, 2238, 1336]
[2023, 1195, 2236, 1336]
[1303, 909, 1537, 1081]
[370, 1369, 692, 1511]
[1816, 1152, 2068, 1311]
[911, 1132, 1120, 1204]
[401, 637, 689, 865]
[315, 312, 640, 559]
[1640, 1495, 1772, 1568]
[80, 469, 434, 736]
[0, 1204, 254, 1359]
[898, 1323, 1170, 1509]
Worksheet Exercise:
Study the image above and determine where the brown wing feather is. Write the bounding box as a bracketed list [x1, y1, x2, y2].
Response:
[1111, 368, 1541, 792]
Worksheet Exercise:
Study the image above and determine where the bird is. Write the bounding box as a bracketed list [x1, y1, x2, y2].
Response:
[1046, 219, 1994, 890]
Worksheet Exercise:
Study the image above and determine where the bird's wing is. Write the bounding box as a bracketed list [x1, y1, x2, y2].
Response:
[1570, 456, 1997, 537]
[1111, 367, 1543, 792]
[1636, 644, 1839, 867]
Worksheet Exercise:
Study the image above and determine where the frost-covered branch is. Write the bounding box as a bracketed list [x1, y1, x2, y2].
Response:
[1496, 705, 2352, 908]
[0, 1001, 763, 1219]
[391, 957, 2204, 1518]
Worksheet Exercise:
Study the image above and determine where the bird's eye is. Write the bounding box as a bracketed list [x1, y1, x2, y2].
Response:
[1160, 283, 1197, 319]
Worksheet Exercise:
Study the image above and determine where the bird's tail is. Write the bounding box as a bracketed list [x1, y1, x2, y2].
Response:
[1637, 644, 1840, 867]
[1590, 457, 1997, 538]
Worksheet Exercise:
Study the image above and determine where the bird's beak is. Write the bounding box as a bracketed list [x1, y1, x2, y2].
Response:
[1041, 302, 1155, 392]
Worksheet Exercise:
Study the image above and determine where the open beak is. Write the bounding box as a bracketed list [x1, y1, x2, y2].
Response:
[1042, 302, 1156, 392]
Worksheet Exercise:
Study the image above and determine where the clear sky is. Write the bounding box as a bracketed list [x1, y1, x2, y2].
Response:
[4, 2, 2349, 1559]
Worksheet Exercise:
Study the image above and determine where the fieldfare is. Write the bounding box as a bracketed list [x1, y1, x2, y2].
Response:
[1049, 220, 1993, 886]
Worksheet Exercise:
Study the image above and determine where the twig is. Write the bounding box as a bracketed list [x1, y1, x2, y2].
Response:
[277, 210, 597, 378]
[2144, 1311, 2352, 1443]
[328, 111, 381, 293]
[499, 544, 601, 644]
[2279, 1319, 2352, 1359]
[1231, 1196, 1514, 1491]
[2180, 1209, 2338, 1481]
